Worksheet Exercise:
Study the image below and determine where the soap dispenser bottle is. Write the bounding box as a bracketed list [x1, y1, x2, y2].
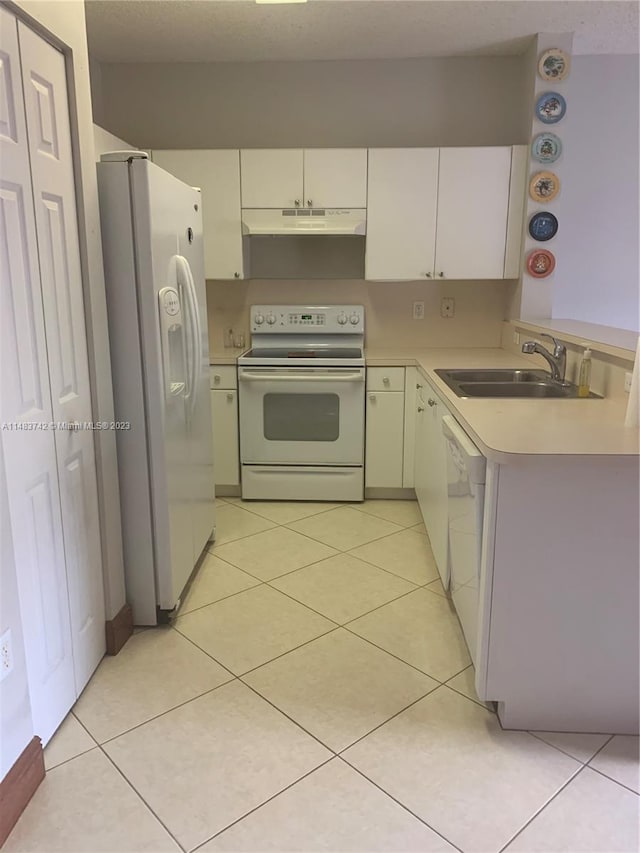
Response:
[578, 345, 592, 397]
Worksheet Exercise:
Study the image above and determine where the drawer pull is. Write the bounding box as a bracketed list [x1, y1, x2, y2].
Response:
[428, 398, 437, 407]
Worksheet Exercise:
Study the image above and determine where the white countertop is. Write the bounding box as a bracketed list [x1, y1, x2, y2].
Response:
[366, 347, 639, 461]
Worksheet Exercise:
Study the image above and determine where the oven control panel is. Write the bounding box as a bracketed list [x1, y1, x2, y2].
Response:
[250, 305, 364, 334]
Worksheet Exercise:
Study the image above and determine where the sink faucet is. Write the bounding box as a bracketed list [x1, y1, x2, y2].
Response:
[521, 334, 567, 383]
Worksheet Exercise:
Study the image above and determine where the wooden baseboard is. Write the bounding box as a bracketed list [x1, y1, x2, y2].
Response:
[105, 602, 133, 655]
[0, 736, 45, 846]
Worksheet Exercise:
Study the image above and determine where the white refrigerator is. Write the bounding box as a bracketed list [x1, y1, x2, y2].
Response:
[97, 152, 215, 625]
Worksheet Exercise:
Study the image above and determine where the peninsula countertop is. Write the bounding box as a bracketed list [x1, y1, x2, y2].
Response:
[365, 347, 638, 461]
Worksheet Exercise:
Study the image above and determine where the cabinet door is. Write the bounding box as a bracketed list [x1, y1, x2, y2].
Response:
[414, 384, 449, 580]
[153, 150, 244, 280]
[240, 149, 303, 208]
[365, 148, 439, 280]
[365, 392, 404, 488]
[211, 390, 240, 486]
[303, 149, 367, 208]
[434, 147, 512, 280]
[19, 21, 106, 696]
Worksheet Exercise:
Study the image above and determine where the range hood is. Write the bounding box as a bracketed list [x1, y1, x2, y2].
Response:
[242, 208, 366, 236]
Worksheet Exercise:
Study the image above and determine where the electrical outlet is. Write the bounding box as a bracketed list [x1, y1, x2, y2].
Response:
[440, 297, 455, 318]
[624, 372, 633, 393]
[0, 629, 13, 682]
[223, 327, 234, 348]
[513, 331, 520, 345]
[412, 301, 425, 320]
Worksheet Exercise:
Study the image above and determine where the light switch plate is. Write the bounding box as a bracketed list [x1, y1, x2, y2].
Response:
[624, 372, 633, 393]
[413, 301, 425, 320]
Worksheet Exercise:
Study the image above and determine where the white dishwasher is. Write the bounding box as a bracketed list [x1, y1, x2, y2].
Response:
[442, 415, 487, 666]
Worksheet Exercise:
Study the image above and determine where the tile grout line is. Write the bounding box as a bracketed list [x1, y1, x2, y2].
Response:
[586, 762, 640, 797]
[527, 730, 615, 765]
[497, 761, 589, 853]
[97, 744, 189, 853]
[336, 753, 466, 853]
[187, 755, 337, 853]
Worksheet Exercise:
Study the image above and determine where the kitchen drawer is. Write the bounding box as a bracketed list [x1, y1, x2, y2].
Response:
[366, 367, 405, 392]
[210, 365, 238, 390]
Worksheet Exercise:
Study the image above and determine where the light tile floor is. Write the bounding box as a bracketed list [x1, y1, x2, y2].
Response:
[7, 499, 639, 853]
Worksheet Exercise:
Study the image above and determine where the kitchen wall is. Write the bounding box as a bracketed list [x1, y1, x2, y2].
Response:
[552, 54, 639, 332]
[208, 279, 510, 353]
[95, 53, 524, 345]
[96, 55, 528, 149]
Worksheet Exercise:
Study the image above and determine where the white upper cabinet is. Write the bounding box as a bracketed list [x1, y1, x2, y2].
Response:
[366, 148, 439, 280]
[434, 147, 512, 280]
[302, 149, 367, 208]
[240, 148, 367, 209]
[152, 150, 244, 280]
[366, 146, 519, 281]
[240, 149, 304, 208]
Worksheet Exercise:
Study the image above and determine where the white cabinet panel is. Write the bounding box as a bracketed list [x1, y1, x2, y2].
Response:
[366, 367, 405, 392]
[435, 147, 512, 280]
[366, 148, 439, 281]
[303, 149, 367, 208]
[19, 20, 105, 694]
[240, 149, 303, 208]
[211, 390, 240, 487]
[365, 391, 404, 488]
[152, 149, 244, 280]
[414, 379, 449, 580]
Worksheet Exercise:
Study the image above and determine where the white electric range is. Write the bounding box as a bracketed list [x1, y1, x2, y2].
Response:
[238, 305, 365, 501]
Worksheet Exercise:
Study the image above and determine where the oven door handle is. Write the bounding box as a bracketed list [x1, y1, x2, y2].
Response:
[238, 371, 365, 383]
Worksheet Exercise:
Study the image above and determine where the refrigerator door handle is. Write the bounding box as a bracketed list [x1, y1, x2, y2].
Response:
[175, 255, 201, 417]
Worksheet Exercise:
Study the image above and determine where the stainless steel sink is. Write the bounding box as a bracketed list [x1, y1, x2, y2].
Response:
[434, 368, 602, 399]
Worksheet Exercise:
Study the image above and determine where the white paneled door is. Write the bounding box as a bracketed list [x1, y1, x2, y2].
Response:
[0, 7, 76, 745]
[0, 10, 105, 744]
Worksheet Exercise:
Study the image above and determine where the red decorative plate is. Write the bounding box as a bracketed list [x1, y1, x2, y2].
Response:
[526, 249, 556, 278]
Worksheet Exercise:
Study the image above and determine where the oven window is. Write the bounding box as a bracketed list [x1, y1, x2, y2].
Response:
[264, 393, 340, 442]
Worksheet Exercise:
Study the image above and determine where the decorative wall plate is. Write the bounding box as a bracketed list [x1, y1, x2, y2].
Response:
[526, 249, 556, 278]
[529, 171, 560, 202]
[531, 132, 563, 163]
[529, 211, 559, 242]
[538, 49, 570, 81]
[535, 92, 567, 124]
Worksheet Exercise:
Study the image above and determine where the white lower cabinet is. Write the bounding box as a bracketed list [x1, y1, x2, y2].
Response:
[365, 368, 406, 488]
[210, 367, 240, 489]
[414, 376, 450, 580]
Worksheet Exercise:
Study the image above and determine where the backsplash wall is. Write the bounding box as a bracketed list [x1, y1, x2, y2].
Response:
[207, 279, 511, 352]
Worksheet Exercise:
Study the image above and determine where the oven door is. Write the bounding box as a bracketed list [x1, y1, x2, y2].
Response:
[238, 366, 365, 465]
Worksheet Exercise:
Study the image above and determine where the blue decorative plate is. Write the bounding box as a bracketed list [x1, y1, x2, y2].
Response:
[531, 132, 562, 164]
[529, 211, 558, 242]
[536, 92, 567, 124]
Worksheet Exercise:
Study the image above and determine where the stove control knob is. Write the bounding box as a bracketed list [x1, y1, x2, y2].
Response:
[266, 313, 277, 325]
[254, 313, 264, 326]
[349, 312, 360, 325]
[337, 312, 348, 325]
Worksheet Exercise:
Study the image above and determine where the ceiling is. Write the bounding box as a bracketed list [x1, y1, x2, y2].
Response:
[85, 0, 639, 63]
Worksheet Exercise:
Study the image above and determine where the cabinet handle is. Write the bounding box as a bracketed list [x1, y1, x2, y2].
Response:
[227, 393, 234, 402]
[417, 406, 425, 413]
[416, 383, 423, 390]
[234, 272, 240, 279]
[383, 376, 390, 385]
[294, 199, 300, 207]
[369, 394, 376, 402]
[438, 271, 445, 278]
[214, 375, 221, 385]
[425, 272, 432, 278]
[307, 199, 313, 207]
[428, 398, 437, 407]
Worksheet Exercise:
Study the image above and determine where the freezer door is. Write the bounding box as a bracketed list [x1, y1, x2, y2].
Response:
[130, 159, 214, 611]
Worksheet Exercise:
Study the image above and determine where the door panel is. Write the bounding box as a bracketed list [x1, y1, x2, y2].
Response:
[211, 390, 240, 487]
[303, 149, 368, 208]
[0, 7, 75, 744]
[435, 147, 512, 280]
[240, 149, 303, 208]
[366, 148, 439, 280]
[19, 21, 105, 692]
[365, 392, 404, 488]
